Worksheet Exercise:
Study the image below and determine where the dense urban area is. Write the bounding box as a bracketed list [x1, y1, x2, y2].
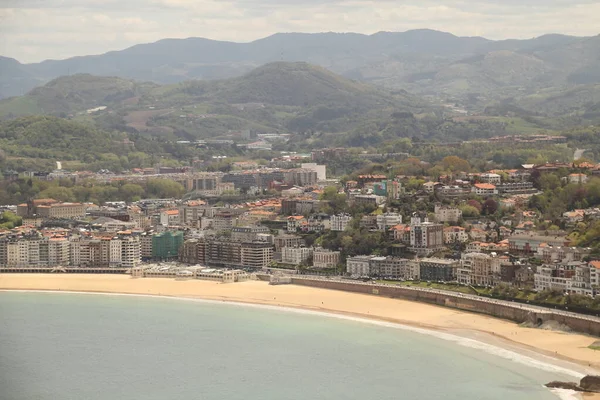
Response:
[2, 34, 600, 316]
[2, 152, 600, 313]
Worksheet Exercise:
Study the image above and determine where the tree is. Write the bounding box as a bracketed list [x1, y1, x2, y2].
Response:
[146, 179, 185, 198]
[320, 186, 348, 214]
[119, 184, 145, 202]
[440, 156, 470, 172]
[0, 211, 22, 229]
[37, 186, 75, 202]
[481, 199, 498, 215]
[539, 173, 561, 191]
[460, 205, 480, 218]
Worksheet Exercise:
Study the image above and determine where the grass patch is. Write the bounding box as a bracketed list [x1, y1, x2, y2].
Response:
[377, 280, 478, 295]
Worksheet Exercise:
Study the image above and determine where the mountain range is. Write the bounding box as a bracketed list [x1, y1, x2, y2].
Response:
[1, 29, 599, 110]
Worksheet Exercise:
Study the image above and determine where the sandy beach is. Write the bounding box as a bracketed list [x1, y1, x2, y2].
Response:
[1, 273, 599, 397]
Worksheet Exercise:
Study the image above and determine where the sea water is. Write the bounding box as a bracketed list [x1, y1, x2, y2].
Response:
[0, 292, 578, 400]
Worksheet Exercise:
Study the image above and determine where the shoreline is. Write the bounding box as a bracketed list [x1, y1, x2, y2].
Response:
[1, 274, 599, 399]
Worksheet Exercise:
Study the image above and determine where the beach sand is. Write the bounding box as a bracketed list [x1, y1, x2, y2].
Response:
[1, 274, 599, 387]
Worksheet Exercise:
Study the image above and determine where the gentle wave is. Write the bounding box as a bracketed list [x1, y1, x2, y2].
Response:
[549, 388, 583, 400]
[1, 289, 591, 383]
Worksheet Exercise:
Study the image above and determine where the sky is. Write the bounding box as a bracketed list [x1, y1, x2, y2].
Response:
[1, 0, 599, 63]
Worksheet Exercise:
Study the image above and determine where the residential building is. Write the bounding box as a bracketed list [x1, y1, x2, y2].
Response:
[301, 163, 327, 180]
[457, 252, 500, 286]
[281, 247, 313, 266]
[472, 183, 498, 196]
[159, 209, 180, 226]
[376, 213, 402, 231]
[231, 226, 271, 242]
[443, 226, 468, 244]
[241, 242, 273, 268]
[434, 205, 462, 223]
[508, 234, 571, 254]
[409, 217, 444, 256]
[497, 182, 535, 195]
[419, 258, 458, 281]
[140, 234, 153, 259]
[287, 216, 306, 233]
[179, 238, 208, 265]
[568, 173, 588, 184]
[479, 173, 501, 184]
[536, 245, 589, 264]
[346, 255, 373, 277]
[120, 235, 141, 269]
[274, 234, 304, 251]
[330, 214, 353, 232]
[352, 194, 385, 207]
[207, 239, 243, 267]
[313, 248, 340, 269]
[390, 224, 410, 243]
[212, 211, 237, 231]
[152, 231, 184, 260]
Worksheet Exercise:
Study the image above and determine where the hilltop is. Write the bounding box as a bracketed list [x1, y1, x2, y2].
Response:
[1, 29, 600, 112]
[144, 62, 416, 108]
[0, 62, 430, 139]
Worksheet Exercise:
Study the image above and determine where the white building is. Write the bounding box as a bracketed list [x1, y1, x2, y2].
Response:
[568, 173, 588, 184]
[346, 255, 372, 276]
[313, 248, 340, 269]
[376, 213, 402, 231]
[301, 163, 327, 181]
[330, 214, 352, 232]
[409, 217, 444, 256]
[480, 173, 502, 185]
[457, 252, 500, 286]
[472, 183, 498, 196]
[443, 226, 469, 244]
[281, 247, 313, 266]
[434, 205, 462, 223]
[160, 209, 180, 226]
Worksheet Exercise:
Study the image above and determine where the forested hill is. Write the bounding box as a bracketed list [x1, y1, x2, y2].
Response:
[0, 116, 195, 173]
[0, 74, 157, 118]
[2, 29, 599, 113]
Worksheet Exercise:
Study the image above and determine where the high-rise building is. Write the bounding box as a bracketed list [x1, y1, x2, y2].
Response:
[241, 242, 273, 268]
[409, 217, 444, 256]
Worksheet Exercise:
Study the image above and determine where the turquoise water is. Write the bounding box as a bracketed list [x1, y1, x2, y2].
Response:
[0, 292, 573, 400]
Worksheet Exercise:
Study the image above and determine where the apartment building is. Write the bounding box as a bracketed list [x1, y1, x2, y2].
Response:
[274, 234, 304, 251]
[281, 247, 313, 266]
[376, 213, 402, 231]
[330, 213, 352, 232]
[409, 217, 444, 256]
[419, 258, 458, 281]
[443, 226, 468, 244]
[434, 205, 462, 223]
[241, 242, 273, 268]
[457, 252, 500, 286]
[313, 248, 340, 269]
[346, 255, 415, 280]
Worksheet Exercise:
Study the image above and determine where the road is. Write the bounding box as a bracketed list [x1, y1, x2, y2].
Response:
[293, 276, 600, 322]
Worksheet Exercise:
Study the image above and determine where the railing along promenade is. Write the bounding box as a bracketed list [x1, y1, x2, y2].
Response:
[288, 275, 600, 336]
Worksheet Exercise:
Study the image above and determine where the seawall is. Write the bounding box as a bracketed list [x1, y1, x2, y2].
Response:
[290, 277, 600, 337]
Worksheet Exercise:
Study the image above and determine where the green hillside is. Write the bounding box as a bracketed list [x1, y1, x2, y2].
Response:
[143, 62, 420, 109]
[0, 74, 157, 118]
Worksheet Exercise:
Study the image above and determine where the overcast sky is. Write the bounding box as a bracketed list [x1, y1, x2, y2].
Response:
[1, 0, 599, 63]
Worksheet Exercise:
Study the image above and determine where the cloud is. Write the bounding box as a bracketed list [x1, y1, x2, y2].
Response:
[0, 0, 599, 63]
